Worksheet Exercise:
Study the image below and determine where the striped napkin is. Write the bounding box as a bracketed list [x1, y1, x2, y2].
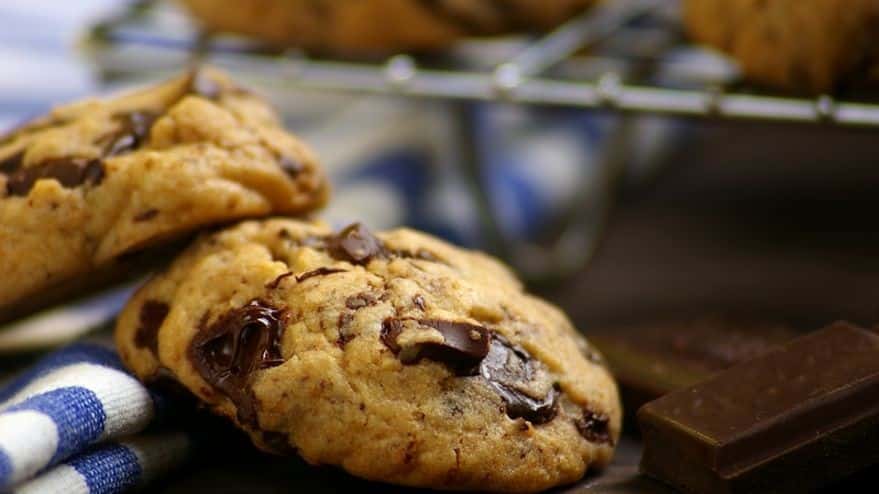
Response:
[0, 341, 190, 493]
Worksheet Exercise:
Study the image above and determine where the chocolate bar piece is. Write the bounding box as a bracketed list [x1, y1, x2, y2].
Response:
[590, 320, 795, 411]
[638, 322, 879, 494]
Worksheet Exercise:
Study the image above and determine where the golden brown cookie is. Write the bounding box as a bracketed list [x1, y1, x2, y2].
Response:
[0, 68, 328, 323]
[683, 0, 879, 94]
[115, 219, 620, 492]
[178, 0, 596, 55]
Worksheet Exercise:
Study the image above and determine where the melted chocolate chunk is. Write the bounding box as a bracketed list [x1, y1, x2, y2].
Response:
[381, 319, 405, 353]
[381, 318, 490, 368]
[103, 111, 157, 157]
[6, 157, 104, 196]
[278, 155, 303, 178]
[133, 209, 159, 222]
[337, 312, 355, 347]
[190, 300, 287, 427]
[345, 293, 378, 310]
[0, 150, 24, 174]
[268, 267, 346, 288]
[134, 300, 170, 355]
[296, 267, 347, 282]
[575, 410, 613, 445]
[327, 223, 386, 264]
[266, 271, 294, 289]
[82, 159, 105, 184]
[479, 336, 559, 424]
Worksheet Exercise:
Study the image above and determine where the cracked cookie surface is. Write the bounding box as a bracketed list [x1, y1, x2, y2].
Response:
[684, 0, 879, 93]
[179, 0, 595, 55]
[0, 68, 327, 322]
[115, 218, 620, 492]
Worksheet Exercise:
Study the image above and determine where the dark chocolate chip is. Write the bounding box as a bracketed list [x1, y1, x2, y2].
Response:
[0, 150, 24, 174]
[82, 159, 105, 185]
[296, 267, 347, 282]
[575, 410, 613, 445]
[337, 312, 355, 347]
[189, 299, 287, 427]
[6, 157, 104, 197]
[266, 271, 294, 289]
[345, 293, 378, 310]
[102, 111, 157, 157]
[413, 294, 426, 311]
[278, 155, 303, 178]
[134, 300, 170, 355]
[381, 319, 404, 352]
[187, 69, 222, 100]
[5, 107, 152, 197]
[381, 318, 491, 368]
[133, 209, 159, 222]
[479, 336, 559, 424]
[327, 223, 386, 264]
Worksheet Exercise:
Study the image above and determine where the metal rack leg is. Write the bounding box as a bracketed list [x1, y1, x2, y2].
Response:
[453, 102, 510, 260]
[509, 114, 633, 282]
[452, 98, 633, 282]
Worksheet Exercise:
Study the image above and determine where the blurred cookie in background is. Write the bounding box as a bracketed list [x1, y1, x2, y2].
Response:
[683, 0, 879, 94]
[177, 0, 596, 55]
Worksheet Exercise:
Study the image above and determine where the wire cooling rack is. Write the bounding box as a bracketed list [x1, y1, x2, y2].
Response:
[81, 0, 879, 279]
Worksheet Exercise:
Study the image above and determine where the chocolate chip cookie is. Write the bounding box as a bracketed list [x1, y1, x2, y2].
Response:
[115, 219, 620, 492]
[0, 68, 328, 323]
[178, 0, 595, 55]
[683, 0, 879, 93]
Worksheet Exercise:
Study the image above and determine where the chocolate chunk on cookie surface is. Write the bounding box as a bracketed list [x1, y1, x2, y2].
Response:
[191, 299, 287, 426]
[479, 335, 560, 425]
[381, 318, 490, 368]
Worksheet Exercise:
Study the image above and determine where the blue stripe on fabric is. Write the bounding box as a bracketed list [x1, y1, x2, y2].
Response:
[0, 449, 11, 485]
[6, 387, 106, 464]
[0, 343, 121, 403]
[69, 443, 141, 494]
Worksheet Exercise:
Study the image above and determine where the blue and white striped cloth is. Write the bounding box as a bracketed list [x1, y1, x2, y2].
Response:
[0, 341, 190, 493]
